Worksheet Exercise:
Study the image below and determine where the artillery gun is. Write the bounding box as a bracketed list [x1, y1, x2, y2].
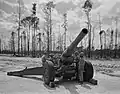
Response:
[7, 28, 95, 87]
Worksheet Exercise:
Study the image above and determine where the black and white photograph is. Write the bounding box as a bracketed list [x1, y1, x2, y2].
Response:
[0, 0, 120, 94]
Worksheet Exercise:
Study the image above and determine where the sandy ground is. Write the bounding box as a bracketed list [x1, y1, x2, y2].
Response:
[0, 56, 120, 94]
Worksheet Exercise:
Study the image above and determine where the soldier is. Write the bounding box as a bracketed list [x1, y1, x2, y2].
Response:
[41, 52, 55, 66]
[78, 52, 85, 85]
[41, 51, 48, 66]
[73, 51, 80, 80]
[74, 51, 79, 63]
[41, 55, 46, 66]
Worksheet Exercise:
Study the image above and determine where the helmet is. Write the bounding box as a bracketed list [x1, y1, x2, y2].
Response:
[41, 55, 46, 62]
[79, 52, 84, 57]
[44, 50, 47, 54]
[74, 51, 79, 56]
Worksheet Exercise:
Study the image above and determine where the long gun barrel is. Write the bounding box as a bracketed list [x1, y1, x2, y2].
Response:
[62, 28, 88, 57]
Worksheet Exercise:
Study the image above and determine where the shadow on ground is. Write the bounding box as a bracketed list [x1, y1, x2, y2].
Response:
[7, 74, 96, 94]
[56, 79, 94, 94]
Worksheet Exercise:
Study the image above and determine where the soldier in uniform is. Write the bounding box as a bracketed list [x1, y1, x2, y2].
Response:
[41, 55, 46, 66]
[74, 51, 80, 63]
[73, 51, 80, 80]
[78, 52, 85, 84]
[41, 51, 48, 66]
[41, 51, 54, 65]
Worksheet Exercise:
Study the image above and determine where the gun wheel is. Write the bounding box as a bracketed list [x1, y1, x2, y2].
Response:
[83, 61, 94, 82]
[43, 68, 49, 84]
[43, 61, 55, 85]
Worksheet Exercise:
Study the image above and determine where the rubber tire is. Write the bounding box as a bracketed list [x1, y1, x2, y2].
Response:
[83, 61, 94, 82]
[43, 60, 55, 85]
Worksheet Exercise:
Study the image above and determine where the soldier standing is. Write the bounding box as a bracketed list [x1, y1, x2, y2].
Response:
[41, 51, 48, 66]
[78, 52, 85, 85]
[73, 51, 80, 80]
[41, 55, 46, 66]
[74, 51, 80, 63]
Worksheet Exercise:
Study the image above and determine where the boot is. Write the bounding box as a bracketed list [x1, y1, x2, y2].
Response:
[78, 81, 83, 85]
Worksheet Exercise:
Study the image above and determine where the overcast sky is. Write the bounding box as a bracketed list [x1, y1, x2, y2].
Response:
[0, 0, 120, 49]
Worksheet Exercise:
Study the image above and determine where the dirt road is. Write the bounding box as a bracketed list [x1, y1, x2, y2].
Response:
[0, 56, 120, 94]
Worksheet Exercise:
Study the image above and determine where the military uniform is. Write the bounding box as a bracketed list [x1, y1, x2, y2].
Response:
[74, 51, 80, 63]
[78, 52, 85, 84]
[41, 55, 47, 66]
[73, 51, 80, 80]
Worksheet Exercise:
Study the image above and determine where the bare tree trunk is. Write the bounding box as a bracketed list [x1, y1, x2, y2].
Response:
[27, 24, 30, 56]
[104, 32, 106, 50]
[0, 39, 1, 53]
[21, 35, 23, 56]
[115, 29, 118, 58]
[47, 27, 50, 57]
[86, 12, 91, 58]
[100, 34, 103, 58]
[32, 20, 36, 57]
[13, 33, 15, 55]
[38, 33, 41, 57]
[11, 32, 15, 55]
[49, 8, 52, 51]
[23, 32, 26, 56]
[92, 26, 95, 48]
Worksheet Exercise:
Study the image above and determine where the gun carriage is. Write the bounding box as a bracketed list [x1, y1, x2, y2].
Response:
[7, 28, 94, 87]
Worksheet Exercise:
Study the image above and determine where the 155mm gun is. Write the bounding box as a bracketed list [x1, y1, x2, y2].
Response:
[7, 28, 96, 87]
